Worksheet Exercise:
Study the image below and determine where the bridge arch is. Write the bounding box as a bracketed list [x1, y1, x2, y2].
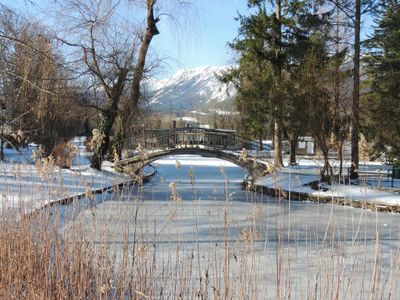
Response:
[115, 148, 266, 179]
[115, 128, 269, 179]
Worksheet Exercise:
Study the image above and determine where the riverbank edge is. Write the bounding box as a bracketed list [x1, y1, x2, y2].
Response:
[250, 182, 400, 214]
[25, 167, 157, 217]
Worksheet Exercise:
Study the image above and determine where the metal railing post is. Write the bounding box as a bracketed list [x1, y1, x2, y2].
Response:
[392, 165, 394, 188]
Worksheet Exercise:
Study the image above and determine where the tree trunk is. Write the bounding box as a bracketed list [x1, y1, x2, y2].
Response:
[350, 0, 361, 180]
[118, 0, 159, 143]
[334, 2, 344, 181]
[91, 109, 117, 170]
[274, 0, 284, 169]
[320, 146, 333, 183]
[338, 139, 343, 179]
[130, 4, 159, 110]
[90, 65, 128, 170]
[321, 154, 332, 183]
[0, 135, 3, 161]
[289, 137, 297, 165]
[329, 0, 349, 182]
[84, 116, 91, 136]
[91, 72, 127, 170]
[274, 120, 284, 168]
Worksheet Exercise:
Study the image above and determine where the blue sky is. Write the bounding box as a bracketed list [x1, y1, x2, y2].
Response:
[151, 0, 249, 74]
[3, 0, 249, 77]
[3, 1, 375, 78]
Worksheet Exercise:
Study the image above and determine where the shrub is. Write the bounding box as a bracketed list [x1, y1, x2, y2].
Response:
[52, 142, 78, 168]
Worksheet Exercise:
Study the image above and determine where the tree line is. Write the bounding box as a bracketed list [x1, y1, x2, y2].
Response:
[221, 0, 400, 181]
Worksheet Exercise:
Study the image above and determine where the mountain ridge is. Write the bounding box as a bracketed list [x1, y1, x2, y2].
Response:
[144, 65, 237, 112]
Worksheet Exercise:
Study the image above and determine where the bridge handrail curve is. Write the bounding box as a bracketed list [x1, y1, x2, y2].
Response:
[119, 128, 269, 156]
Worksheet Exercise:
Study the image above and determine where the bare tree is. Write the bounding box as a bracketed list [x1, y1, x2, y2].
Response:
[324, 0, 381, 179]
[325, 0, 352, 178]
[53, 0, 161, 169]
[0, 4, 84, 156]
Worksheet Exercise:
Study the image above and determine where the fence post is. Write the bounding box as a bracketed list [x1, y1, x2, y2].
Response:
[392, 165, 394, 188]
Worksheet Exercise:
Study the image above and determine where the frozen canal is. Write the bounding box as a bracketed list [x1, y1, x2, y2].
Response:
[62, 155, 400, 299]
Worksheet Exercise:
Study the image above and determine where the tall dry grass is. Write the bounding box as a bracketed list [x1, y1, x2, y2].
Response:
[1, 166, 400, 299]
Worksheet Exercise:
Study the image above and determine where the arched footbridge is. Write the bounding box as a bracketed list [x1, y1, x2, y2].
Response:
[115, 128, 271, 179]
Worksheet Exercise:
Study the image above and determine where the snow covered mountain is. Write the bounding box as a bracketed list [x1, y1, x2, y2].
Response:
[144, 65, 236, 112]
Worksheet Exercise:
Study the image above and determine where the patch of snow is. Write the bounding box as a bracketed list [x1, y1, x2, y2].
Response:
[153, 155, 239, 168]
[190, 110, 210, 116]
[210, 109, 240, 116]
[178, 117, 198, 123]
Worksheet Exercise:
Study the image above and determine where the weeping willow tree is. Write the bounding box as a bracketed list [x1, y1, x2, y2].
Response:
[7, 23, 82, 153]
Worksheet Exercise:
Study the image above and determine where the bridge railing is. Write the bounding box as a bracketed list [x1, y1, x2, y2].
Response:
[119, 128, 272, 158]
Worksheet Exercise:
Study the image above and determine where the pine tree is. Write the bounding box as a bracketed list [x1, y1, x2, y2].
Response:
[225, 0, 327, 168]
[219, 8, 273, 147]
[228, 1, 290, 168]
[283, 3, 333, 166]
[364, 0, 400, 160]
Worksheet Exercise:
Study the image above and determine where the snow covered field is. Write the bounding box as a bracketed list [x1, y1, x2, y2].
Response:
[0, 138, 131, 215]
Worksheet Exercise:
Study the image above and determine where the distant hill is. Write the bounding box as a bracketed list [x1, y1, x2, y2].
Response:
[144, 65, 237, 112]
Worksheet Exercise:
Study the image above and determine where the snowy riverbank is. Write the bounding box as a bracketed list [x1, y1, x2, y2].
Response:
[254, 162, 400, 212]
[0, 138, 132, 215]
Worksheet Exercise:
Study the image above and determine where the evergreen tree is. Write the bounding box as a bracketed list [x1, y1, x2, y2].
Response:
[287, 9, 336, 180]
[231, 0, 293, 168]
[220, 65, 272, 148]
[225, 0, 327, 168]
[283, 3, 332, 166]
[220, 8, 273, 147]
[364, 0, 400, 160]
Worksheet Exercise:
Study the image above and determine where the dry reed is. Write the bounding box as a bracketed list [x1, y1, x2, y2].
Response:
[0, 166, 399, 299]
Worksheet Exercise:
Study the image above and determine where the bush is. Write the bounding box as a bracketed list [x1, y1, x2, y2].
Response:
[52, 142, 77, 168]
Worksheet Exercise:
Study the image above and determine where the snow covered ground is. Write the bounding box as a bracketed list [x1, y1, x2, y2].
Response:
[2, 144, 398, 296]
[0, 137, 132, 215]
[255, 159, 400, 207]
